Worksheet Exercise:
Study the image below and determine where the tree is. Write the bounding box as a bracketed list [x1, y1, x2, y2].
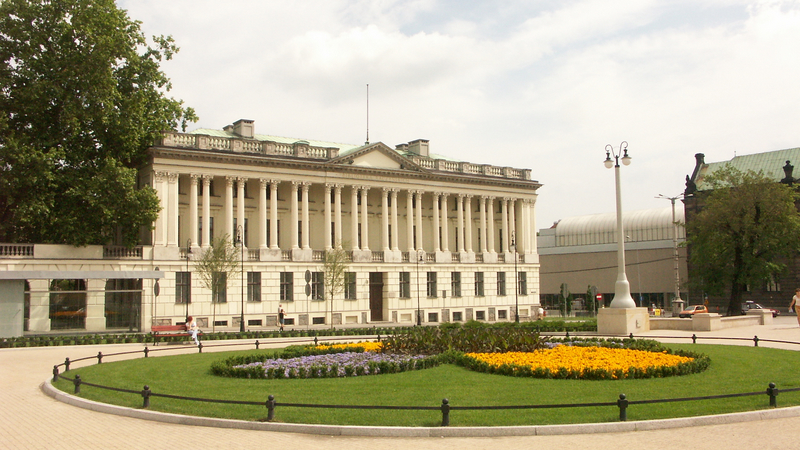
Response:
[0, 0, 197, 246]
[194, 235, 240, 331]
[686, 164, 800, 315]
[323, 245, 350, 328]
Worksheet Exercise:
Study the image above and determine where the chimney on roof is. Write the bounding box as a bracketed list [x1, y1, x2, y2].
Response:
[395, 143, 409, 152]
[406, 139, 429, 157]
[231, 119, 254, 138]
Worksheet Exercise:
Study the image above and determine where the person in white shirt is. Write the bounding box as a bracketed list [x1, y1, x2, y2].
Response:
[186, 315, 200, 345]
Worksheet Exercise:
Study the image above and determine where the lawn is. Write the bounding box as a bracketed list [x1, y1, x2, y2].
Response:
[52, 343, 800, 427]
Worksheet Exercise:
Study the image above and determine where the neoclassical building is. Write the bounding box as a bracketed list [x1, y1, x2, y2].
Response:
[3, 119, 542, 335]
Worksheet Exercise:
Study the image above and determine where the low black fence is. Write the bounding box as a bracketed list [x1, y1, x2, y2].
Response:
[50, 333, 800, 427]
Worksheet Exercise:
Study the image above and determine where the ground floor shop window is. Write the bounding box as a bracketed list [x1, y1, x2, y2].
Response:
[49, 279, 87, 330]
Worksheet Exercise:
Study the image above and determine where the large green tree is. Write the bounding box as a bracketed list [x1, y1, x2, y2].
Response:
[686, 165, 800, 315]
[0, 0, 196, 246]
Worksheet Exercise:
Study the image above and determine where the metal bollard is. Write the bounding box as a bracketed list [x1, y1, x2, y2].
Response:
[617, 394, 628, 421]
[73, 375, 82, 394]
[441, 398, 451, 427]
[52, 365, 59, 382]
[144, 347, 149, 358]
[64, 357, 71, 371]
[691, 334, 697, 344]
[754, 336, 759, 347]
[96, 351, 103, 364]
[142, 385, 151, 408]
[767, 382, 778, 408]
[266, 395, 276, 421]
[198, 342, 203, 353]
[255, 340, 260, 349]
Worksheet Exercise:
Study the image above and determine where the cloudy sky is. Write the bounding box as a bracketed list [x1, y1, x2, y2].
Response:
[119, 0, 800, 229]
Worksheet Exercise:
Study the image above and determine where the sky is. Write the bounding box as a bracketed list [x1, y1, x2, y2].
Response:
[118, 0, 800, 229]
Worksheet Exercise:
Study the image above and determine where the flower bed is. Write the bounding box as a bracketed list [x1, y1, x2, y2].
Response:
[460, 345, 708, 380]
[234, 352, 429, 379]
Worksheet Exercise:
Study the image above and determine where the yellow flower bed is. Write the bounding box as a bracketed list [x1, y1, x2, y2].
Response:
[317, 342, 383, 352]
[466, 346, 694, 379]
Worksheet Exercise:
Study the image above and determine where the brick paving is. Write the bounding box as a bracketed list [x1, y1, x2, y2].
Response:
[4, 318, 800, 449]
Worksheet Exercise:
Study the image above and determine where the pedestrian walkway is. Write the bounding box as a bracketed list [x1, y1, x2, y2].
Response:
[4, 318, 800, 449]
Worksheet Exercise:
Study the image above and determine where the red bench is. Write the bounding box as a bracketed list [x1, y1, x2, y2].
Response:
[151, 324, 199, 345]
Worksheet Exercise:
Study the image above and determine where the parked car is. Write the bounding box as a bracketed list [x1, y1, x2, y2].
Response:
[678, 305, 709, 318]
[741, 301, 779, 317]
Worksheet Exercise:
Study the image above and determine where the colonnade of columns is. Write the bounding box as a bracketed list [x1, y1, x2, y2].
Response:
[153, 172, 537, 256]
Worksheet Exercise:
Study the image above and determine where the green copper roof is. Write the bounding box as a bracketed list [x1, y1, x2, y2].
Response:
[698, 147, 800, 189]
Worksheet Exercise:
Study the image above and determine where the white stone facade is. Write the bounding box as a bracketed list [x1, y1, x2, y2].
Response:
[1, 120, 542, 333]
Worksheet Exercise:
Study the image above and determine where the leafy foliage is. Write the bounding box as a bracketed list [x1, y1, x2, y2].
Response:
[687, 165, 800, 315]
[194, 235, 240, 303]
[380, 324, 550, 355]
[0, 0, 197, 245]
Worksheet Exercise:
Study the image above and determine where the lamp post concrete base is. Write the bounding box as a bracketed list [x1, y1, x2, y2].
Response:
[598, 307, 650, 335]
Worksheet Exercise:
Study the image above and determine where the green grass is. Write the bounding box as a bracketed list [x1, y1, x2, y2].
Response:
[53, 344, 800, 427]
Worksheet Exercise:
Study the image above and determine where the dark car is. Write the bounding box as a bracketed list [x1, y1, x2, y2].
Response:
[741, 301, 779, 317]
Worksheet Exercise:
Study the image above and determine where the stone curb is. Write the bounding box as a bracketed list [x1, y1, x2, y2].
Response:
[41, 379, 800, 437]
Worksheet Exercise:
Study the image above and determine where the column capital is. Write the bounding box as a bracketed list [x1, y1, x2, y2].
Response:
[167, 172, 178, 183]
[190, 173, 202, 183]
[301, 182, 311, 192]
[259, 178, 269, 188]
[226, 176, 236, 187]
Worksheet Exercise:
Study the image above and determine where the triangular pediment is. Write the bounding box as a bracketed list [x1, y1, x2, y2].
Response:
[327, 142, 426, 172]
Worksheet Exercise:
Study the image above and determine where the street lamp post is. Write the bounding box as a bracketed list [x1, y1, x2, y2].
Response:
[604, 142, 636, 308]
[235, 225, 245, 332]
[184, 239, 192, 320]
[416, 250, 423, 326]
[657, 193, 684, 307]
[511, 232, 519, 323]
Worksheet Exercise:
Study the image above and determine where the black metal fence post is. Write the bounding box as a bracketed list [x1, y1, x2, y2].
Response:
[64, 357, 70, 371]
[691, 334, 697, 344]
[767, 382, 778, 407]
[754, 336, 759, 347]
[96, 351, 103, 364]
[313, 336, 318, 346]
[52, 365, 59, 382]
[73, 375, 81, 394]
[441, 398, 450, 426]
[617, 394, 628, 421]
[144, 347, 150, 358]
[198, 342, 203, 353]
[266, 395, 276, 421]
[142, 385, 151, 408]
[255, 340, 260, 349]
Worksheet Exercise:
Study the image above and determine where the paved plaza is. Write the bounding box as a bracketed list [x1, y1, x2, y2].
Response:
[4, 318, 800, 449]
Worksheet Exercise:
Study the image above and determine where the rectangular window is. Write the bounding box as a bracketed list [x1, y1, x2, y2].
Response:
[280, 272, 293, 302]
[498, 310, 507, 320]
[212, 272, 227, 303]
[298, 220, 302, 248]
[475, 272, 484, 297]
[451, 272, 461, 297]
[175, 272, 191, 304]
[427, 272, 437, 298]
[518, 272, 528, 296]
[311, 271, 324, 300]
[476, 310, 486, 321]
[452, 311, 463, 322]
[345, 272, 357, 300]
[247, 272, 261, 302]
[497, 272, 506, 296]
[399, 272, 411, 298]
[428, 312, 439, 323]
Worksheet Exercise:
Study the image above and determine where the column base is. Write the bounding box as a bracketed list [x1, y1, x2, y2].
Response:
[597, 307, 650, 335]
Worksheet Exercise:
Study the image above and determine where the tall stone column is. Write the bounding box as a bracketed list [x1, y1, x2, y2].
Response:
[457, 194, 465, 252]
[391, 189, 399, 251]
[224, 176, 235, 241]
[360, 186, 370, 251]
[167, 173, 179, 247]
[415, 191, 424, 251]
[351, 186, 359, 250]
[259, 179, 268, 249]
[509, 199, 517, 251]
[189, 174, 199, 248]
[334, 184, 343, 248]
[465, 195, 473, 253]
[301, 182, 311, 250]
[406, 190, 415, 252]
[432, 192, 440, 252]
[441, 193, 449, 252]
[324, 184, 333, 250]
[237, 178, 247, 248]
[381, 188, 390, 251]
[488, 197, 496, 253]
[480, 196, 487, 253]
[269, 181, 279, 249]
[502, 198, 509, 253]
[202, 175, 211, 247]
[529, 198, 538, 254]
[290, 181, 300, 249]
[153, 171, 166, 246]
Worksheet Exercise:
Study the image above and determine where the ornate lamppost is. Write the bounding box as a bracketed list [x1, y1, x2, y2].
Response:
[657, 193, 684, 309]
[235, 225, 245, 332]
[604, 142, 636, 308]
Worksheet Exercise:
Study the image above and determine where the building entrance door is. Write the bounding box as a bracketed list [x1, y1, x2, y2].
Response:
[369, 272, 384, 322]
